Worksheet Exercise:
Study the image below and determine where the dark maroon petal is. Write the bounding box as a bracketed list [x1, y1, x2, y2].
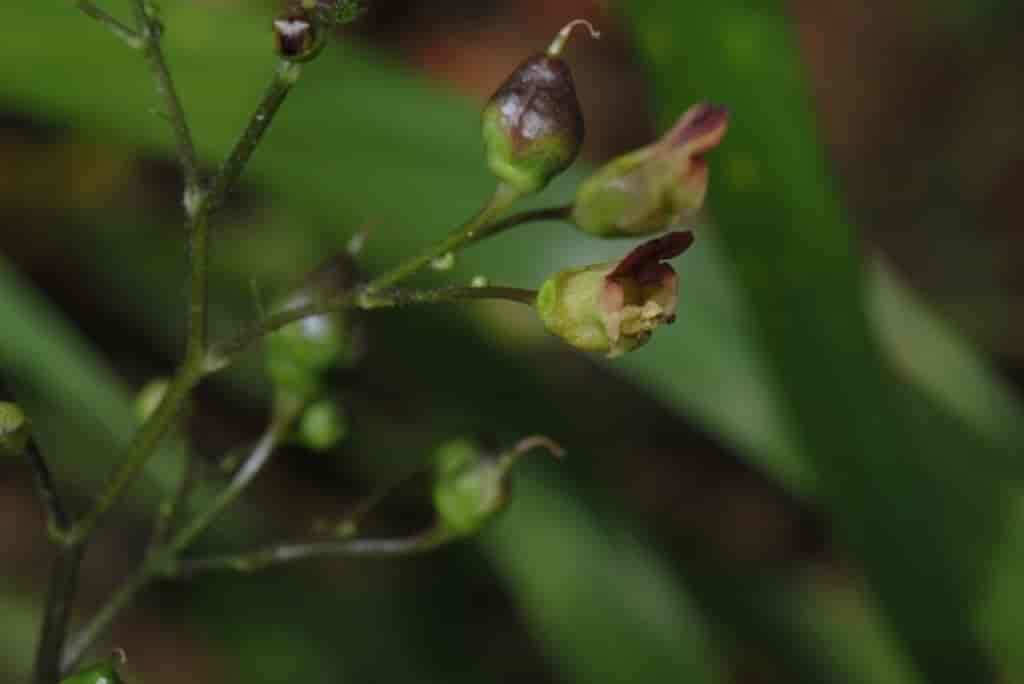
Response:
[609, 231, 694, 280]
[665, 103, 730, 151]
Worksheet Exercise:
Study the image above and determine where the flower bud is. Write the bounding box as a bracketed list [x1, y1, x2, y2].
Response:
[298, 399, 348, 452]
[265, 255, 365, 399]
[0, 401, 29, 458]
[572, 103, 729, 237]
[536, 231, 693, 357]
[59, 660, 124, 684]
[481, 21, 598, 195]
[273, 12, 324, 62]
[432, 436, 562, 536]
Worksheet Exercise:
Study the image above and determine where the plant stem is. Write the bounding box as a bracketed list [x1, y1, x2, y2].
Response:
[167, 397, 303, 554]
[75, 1, 142, 47]
[35, 544, 87, 684]
[148, 440, 197, 550]
[132, 0, 200, 193]
[61, 404, 302, 672]
[24, 436, 81, 684]
[25, 441, 71, 539]
[207, 60, 303, 210]
[174, 526, 455, 576]
[66, 364, 202, 547]
[60, 562, 153, 676]
[365, 184, 530, 293]
[205, 285, 538, 372]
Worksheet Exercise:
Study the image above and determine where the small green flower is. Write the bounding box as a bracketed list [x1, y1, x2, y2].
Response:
[572, 103, 729, 237]
[537, 231, 694, 357]
[432, 437, 563, 536]
[265, 255, 364, 399]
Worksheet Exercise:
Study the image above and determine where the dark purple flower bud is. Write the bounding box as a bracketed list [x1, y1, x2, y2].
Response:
[481, 20, 600, 195]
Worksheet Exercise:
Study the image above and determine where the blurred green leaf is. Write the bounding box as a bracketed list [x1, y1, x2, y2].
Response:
[484, 469, 719, 684]
[622, 0, 1019, 680]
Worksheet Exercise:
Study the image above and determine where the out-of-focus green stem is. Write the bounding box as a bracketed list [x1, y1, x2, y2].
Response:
[167, 397, 304, 554]
[74, 1, 142, 48]
[173, 525, 456, 576]
[207, 60, 303, 210]
[132, 0, 200, 192]
[205, 285, 537, 373]
[364, 183, 527, 293]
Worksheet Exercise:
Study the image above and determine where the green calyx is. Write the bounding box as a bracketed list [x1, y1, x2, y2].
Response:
[432, 439, 510, 536]
[265, 311, 353, 397]
[537, 265, 624, 355]
[571, 148, 678, 238]
[482, 101, 579, 195]
[0, 401, 29, 457]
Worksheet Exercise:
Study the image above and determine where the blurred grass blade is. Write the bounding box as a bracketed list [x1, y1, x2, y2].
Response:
[484, 469, 719, 684]
[622, 1, 1015, 679]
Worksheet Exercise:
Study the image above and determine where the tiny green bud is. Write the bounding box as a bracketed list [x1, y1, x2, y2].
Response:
[298, 399, 348, 452]
[273, 12, 324, 62]
[0, 401, 29, 458]
[134, 378, 170, 424]
[480, 21, 598, 195]
[59, 659, 124, 684]
[265, 255, 365, 398]
[432, 439, 508, 536]
[432, 436, 562, 536]
[537, 231, 693, 358]
[572, 103, 729, 237]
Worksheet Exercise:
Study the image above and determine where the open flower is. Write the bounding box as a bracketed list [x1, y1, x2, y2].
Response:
[536, 231, 694, 357]
[572, 103, 729, 237]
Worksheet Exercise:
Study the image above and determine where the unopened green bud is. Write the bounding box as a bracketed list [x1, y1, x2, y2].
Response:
[265, 255, 365, 398]
[134, 378, 170, 424]
[481, 21, 598, 195]
[273, 12, 324, 62]
[298, 399, 348, 452]
[572, 103, 729, 237]
[536, 231, 693, 358]
[0, 401, 29, 458]
[432, 436, 562, 536]
[60, 660, 124, 684]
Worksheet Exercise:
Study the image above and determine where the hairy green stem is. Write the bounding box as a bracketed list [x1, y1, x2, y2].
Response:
[174, 526, 455, 576]
[365, 184, 529, 292]
[208, 60, 303, 210]
[132, 1, 200, 192]
[74, 1, 142, 48]
[205, 285, 538, 373]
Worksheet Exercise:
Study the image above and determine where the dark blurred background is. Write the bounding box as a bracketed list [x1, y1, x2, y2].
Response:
[2, 1, 1024, 682]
